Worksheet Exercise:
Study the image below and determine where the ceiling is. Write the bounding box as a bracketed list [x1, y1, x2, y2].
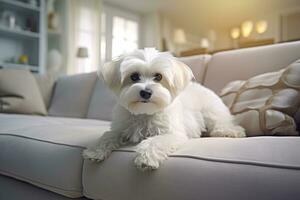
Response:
[103, 0, 165, 13]
[104, 0, 300, 34]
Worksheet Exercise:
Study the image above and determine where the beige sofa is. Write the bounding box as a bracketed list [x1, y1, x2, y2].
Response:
[1, 41, 300, 200]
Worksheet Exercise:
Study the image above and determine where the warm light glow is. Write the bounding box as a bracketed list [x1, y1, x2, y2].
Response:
[256, 20, 268, 34]
[200, 38, 210, 48]
[241, 20, 253, 37]
[173, 28, 187, 44]
[230, 27, 240, 39]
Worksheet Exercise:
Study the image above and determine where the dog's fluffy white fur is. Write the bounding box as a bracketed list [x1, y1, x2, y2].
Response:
[83, 48, 245, 170]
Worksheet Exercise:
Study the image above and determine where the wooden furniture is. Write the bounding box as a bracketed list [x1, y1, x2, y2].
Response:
[281, 9, 300, 42]
[238, 38, 274, 48]
[0, 0, 46, 73]
[179, 38, 275, 57]
[180, 48, 208, 57]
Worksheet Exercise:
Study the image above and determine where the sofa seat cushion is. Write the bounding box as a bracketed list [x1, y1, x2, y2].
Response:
[83, 137, 300, 200]
[0, 114, 109, 198]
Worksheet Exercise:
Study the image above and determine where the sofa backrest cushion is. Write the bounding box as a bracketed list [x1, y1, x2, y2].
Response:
[204, 41, 300, 94]
[86, 78, 117, 121]
[48, 72, 97, 118]
[179, 54, 211, 83]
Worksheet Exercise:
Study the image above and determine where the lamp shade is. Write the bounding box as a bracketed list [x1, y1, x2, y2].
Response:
[256, 20, 268, 34]
[230, 27, 240, 39]
[173, 28, 186, 44]
[77, 47, 89, 58]
[200, 38, 210, 48]
[241, 20, 253, 38]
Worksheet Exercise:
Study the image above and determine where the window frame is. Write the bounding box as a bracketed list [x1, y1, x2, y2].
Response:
[101, 4, 141, 63]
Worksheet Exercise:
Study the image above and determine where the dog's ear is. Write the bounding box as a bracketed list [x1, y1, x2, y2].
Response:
[171, 60, 194, 95]
[98, 56, 123, 92]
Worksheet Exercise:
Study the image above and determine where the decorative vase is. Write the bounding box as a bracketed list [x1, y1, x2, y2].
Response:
[48, 12, 60, 30]
[47, 0, 60, 31]
[47, 49, 62, 74]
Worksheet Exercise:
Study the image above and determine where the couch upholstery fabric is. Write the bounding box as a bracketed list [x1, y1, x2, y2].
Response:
[1, 43, 300, 200]
[48, 72, 97, 118]
[0, 69, 47, 115]
[220, 59, 300, 136]
[83, 137, 300, 200]
[0, 175, 88, 200]
[0, 114, 109, 198]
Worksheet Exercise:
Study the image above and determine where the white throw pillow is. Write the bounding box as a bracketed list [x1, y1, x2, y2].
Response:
[220, 59, 300, 136]
[0, 69, 47, 115]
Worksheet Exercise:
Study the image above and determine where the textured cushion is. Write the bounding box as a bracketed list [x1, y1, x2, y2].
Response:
[220, 60, 300, 136]
[48, 72, 97, 118]
[0, 113, 109, 198]
[83, 137, 300, 200]
[34, 74, 56, 109]
[204, 41, 300, 93]
[0, 175, 88, 200]
[86, 78, 117, 121]
[179, 54, 211, 83]
[0, 69, 47, 115]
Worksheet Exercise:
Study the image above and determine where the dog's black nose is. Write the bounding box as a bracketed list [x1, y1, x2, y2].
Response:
[140, 89, 152, 99]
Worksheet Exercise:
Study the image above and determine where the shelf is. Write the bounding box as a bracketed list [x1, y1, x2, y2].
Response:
[0, 62, 39, 72]
[0, 0, 40, 12]
[0, 0, 45, 74]
[0, 25, 39, 39]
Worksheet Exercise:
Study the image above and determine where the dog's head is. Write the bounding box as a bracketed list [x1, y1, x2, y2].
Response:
[99, 48, 193, 115]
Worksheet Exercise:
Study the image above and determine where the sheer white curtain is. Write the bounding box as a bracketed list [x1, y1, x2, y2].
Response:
[101, 4, 140, 64]
[66, 0, 101, 74]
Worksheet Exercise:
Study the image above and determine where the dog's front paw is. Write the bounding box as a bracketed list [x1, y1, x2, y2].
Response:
[210, 125, 246, 138]
[82, 148, 110, 162]
[134, 153, 160, 171]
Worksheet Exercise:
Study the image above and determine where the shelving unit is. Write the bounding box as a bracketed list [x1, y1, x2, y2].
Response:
[0, 62, 39, 72]
[0, 0, 46, 73]
[0, 0, 40, 12]
[0, 24, 39, 38]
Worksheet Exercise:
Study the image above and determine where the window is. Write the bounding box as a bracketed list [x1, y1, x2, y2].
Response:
[77, 7, 93, 73]
[75, 1, 100, 74]
[100, 13, 106, 65]
[112, 16, 138, 58]
[101, 5, 140, 64]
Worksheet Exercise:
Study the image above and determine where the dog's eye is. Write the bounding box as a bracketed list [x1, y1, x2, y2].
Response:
[154, 73, 162, 82]
[130, 73, 140, 82]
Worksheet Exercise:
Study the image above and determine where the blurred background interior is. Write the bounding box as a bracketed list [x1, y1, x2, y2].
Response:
[0, 0, 300, 76]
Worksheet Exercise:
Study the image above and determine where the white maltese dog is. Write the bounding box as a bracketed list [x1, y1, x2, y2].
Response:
[83, 48, 245, 170]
